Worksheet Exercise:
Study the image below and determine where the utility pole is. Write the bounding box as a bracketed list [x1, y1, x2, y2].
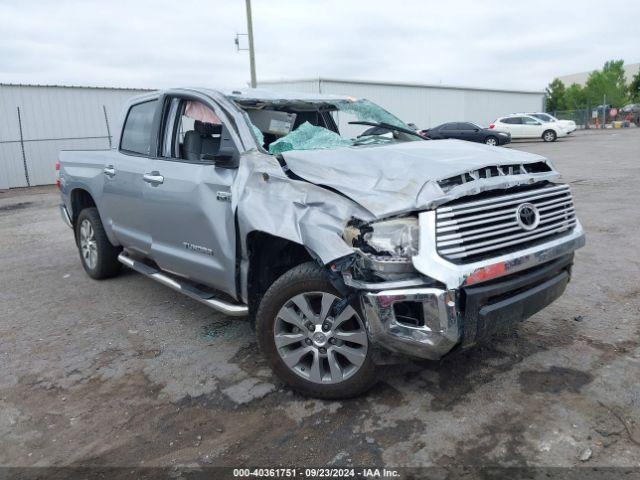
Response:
[245, 0, 257, 88]
[602, 94, 606, 129]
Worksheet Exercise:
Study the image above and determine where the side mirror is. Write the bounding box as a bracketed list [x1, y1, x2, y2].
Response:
[473, 128, 479, 132]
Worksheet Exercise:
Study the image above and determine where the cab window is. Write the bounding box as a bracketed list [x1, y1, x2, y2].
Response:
[161, 99, 223, 161]
[120, 100, 158, 155]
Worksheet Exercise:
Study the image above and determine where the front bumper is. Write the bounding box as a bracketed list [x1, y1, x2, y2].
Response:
[358, 213, 585, 360]
[361, 253, 574, 360]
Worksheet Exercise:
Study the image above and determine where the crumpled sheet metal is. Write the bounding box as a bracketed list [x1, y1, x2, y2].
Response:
[232, 151, 374, 301]
[269, 122, 352, 154]
[281, 139, 560, 217]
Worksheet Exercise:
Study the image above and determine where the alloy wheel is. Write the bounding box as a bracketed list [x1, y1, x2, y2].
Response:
[79, 219, 98, 269]
[273, 292, 368, 384]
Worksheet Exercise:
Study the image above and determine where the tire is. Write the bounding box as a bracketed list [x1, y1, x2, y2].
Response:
[484, 136, 498, 146]
[75, 207, 122, 279]
[256, 262, 377, 399]
[542, 129, 557, 142]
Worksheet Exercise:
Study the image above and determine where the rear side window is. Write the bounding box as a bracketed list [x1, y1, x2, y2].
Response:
[502, 117, 522, 124]
[120, 100, 158, 155]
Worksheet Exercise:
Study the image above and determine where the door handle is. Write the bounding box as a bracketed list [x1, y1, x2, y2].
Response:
[143, 172, 164, 185]
[103, 165, 116, 177]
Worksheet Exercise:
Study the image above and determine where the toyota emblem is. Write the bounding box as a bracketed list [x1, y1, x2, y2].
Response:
[516, 203, 540, 231]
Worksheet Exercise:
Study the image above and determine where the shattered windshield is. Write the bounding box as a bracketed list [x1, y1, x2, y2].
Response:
[236, 98, 422, 154]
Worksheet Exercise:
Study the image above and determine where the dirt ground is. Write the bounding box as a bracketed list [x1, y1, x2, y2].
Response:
[1, 129, 639, 474]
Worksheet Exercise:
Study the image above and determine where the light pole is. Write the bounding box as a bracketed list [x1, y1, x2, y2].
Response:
[245, 0, 257, 88]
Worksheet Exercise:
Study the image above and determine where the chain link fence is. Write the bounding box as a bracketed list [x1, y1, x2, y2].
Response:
[550, 107, 640, 129]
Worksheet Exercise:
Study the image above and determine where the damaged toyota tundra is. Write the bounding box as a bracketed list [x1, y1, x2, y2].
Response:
[57, 88, 585, 398]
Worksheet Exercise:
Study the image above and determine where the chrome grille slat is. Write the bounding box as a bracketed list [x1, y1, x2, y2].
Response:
[439, 218, 576, 251]
[437, 194, 572, 228]
[438, 184, 569, 214]
[437, 212, 576, 246]
[437, 207, 577, 241]
[437, 187, 571, 219]
[435, 185, 577, 261]
[437, 219, 519, 240]
[442, 221, 577, 259]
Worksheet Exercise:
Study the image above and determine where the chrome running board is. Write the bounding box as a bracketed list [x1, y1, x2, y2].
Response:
[118, 253, 248, 317]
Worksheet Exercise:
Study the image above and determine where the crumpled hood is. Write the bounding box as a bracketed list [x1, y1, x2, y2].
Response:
[281, 139, 558, 217]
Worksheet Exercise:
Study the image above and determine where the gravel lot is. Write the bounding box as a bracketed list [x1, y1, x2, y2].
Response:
[1, 129, 639, 473]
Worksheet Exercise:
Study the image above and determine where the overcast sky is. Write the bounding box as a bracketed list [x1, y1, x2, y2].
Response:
[1, 0, 638, 91]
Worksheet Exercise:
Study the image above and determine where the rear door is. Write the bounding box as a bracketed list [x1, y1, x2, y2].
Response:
[500, 117, 523, 137]
[439, 123, 459, 139]
[100, 98, 158, 255]
[144, 94, 239, 296]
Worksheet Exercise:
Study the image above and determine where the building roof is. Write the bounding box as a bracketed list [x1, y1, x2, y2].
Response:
[557, 62, 639, 87]
[217, 87, 350, 102]
[258, 77, 545, 95]
[0, 82, 153, 91]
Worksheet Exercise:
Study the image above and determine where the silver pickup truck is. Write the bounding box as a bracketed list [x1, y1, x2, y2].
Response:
[58, 88, 585, 398]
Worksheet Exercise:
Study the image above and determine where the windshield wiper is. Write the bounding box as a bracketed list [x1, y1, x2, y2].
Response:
[348, 121, 427, 140]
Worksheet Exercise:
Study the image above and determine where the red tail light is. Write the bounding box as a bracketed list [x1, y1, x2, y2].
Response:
[55, 160, 61, 188]
[489, 124, 495, 129]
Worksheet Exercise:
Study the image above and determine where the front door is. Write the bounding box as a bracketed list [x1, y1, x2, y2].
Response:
[520, 116, 543, 138]
[144, 96, 238, 296]
[101, 98, 158, 255]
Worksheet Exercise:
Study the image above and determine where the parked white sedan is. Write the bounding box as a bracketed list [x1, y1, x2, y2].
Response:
[489, 114, 568, 142]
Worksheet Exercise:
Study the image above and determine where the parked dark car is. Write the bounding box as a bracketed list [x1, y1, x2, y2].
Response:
[421, 122, 511, 146]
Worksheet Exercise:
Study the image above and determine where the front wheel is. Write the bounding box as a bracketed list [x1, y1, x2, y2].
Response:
[256, 262, 377, 399]
[75, 207, 122, 279]
[484, 136, 498, 146]
[542, 129, 557, 142]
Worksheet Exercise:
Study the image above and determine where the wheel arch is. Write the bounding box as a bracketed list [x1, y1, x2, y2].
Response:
[244, 231, 318, 321]
[69, 188, 97, 226]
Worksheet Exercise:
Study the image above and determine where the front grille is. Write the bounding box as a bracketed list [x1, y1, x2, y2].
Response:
[436, 184, 577, 262]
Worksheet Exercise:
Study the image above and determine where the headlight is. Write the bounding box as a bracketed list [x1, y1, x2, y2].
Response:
[357, 217, 419, 258]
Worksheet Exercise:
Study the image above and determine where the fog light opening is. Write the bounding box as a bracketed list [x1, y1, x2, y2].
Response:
[393, 301, 425, 328]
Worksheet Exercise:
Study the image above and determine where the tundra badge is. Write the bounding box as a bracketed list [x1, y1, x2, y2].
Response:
[182, 242, 214, 256]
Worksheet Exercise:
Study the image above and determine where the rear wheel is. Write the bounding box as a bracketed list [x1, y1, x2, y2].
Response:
[256, 262, 377, 399]
[75, 208, 122, 279]
[542, 129, 557, 142]
[484, 136, 498, 146]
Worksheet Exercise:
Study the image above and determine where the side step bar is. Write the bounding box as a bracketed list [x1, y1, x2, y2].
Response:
[118, 253, 248, 317]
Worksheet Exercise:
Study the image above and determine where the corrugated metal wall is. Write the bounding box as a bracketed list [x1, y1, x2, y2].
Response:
[0, 80, 544, 189]
[259, 78, 545, 132]
[0, 84, 149, 189]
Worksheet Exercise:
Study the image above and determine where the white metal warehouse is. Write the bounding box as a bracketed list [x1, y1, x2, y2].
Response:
[0, 84, 148, 189]
[259, 78, 545, 133]
[0, 80, 544, 189]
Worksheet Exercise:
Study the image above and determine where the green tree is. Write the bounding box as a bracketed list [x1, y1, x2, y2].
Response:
[564, 83, 587, 109]
[583, 59, 627, 107]
[545, 78, 566, 112]
[629, 70, 640, 103]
